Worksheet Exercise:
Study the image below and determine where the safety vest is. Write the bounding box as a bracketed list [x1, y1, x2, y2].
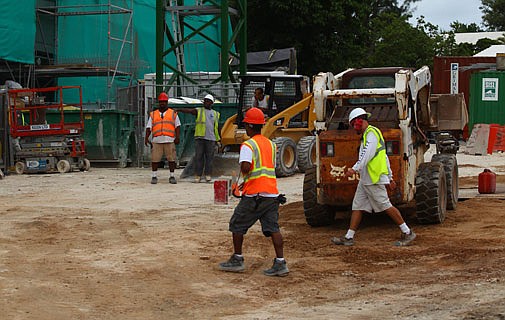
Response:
[195, 107, 220, 140]
[150, 109, 176, 138]
[241, 134, 279, 195]
[363, 125, 389, 184]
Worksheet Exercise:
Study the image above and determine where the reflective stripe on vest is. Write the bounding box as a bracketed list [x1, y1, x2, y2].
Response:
[194, 107, 220, 140]
[242, 135, 278, 195]
[151, 109, 176, 137]
[363, 125, 389, 184]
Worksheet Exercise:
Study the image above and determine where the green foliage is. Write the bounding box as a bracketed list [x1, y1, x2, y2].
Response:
[481, 0, 505, 31]
[244, 0, 494, 75]
[367, 12, 433, 68]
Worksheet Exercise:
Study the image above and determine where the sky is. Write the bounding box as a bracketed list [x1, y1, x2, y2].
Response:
[408, 0, 483, 31]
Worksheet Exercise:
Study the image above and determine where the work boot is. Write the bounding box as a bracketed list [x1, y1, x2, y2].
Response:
[205, 175, 212, 183]
[395, 230, 416, 246]
[151, 177, 158, 184]
[331, 236, 354, 246]
[169, 176, 177, 184]
[263, 259, 289, 277]
[194, 176, 201, 183]
[219, 254, 245, 272]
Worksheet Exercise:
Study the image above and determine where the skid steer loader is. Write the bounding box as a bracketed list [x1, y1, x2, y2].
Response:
[217, 74, 322, 177]
[303, 66, 467, 226]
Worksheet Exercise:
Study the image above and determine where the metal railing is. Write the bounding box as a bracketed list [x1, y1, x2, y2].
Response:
[116, 81, 240, 167]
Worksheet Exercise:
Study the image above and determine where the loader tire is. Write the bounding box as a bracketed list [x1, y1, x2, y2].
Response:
[273, 137, 297, 177]
[431, 154, 458, 210]
[303, 166, 335, 226]
[297, 136, 316, 173]
[415, 162, 447, 224]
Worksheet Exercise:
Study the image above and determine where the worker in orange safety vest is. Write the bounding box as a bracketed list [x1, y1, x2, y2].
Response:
[145, 92, 180, 184]
[218, 107, 289, 277]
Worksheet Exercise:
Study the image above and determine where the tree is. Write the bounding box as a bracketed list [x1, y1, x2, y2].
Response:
[367, 13, 433, 68]
[450, 21, 484, 33]
[246, 0, 421, 75]
[481, 0, 505, 31]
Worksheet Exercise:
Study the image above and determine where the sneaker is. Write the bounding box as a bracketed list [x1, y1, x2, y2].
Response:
[331, 236, 354, 246]
[395, 230, 416, 246]
[205, 175, 212, 182]
[150, 177, 158, 184]
[194, 176, 201, 183]
[219, 254, 245, 272]
[169, 176, 177, 184]
[263, 259, 289, 277]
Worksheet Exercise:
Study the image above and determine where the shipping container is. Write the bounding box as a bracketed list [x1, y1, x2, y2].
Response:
[469, 71, 505, 132]
[433, 56, 496, 109]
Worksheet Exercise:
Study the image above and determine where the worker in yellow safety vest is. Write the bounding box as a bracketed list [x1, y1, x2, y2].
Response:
[218, 107, 289, 277]
[175, 94, 220, 183]
[331, 107, 417, 247]
[145, 92, 180, 185]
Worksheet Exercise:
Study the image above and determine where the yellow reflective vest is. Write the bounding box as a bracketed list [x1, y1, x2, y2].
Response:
[363, 125, 389, 184]
[195, 107, 220, 140]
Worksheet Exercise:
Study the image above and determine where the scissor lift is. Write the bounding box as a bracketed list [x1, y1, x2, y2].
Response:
[8, 86, 90, 174]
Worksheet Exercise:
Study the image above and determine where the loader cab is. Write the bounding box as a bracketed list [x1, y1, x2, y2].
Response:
[328, 67, 405, 131]
[235, 74, 308, 128]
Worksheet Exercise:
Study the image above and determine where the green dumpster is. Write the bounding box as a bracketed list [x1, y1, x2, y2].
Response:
[47, 109, 137, 167]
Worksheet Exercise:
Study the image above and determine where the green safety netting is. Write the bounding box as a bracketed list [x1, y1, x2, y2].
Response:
[0, 1, 36, 64]
[2, 1, 232, 106]
[55, 0, 225, 106]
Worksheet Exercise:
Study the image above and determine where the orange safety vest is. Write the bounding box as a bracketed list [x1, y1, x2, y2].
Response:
[241, 134, 278, 195]
[150, 109, 176, 138]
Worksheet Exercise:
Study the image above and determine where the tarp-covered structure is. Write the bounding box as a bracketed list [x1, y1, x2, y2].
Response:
[1, 0, 229, 108]
[0, 1, 36, 64]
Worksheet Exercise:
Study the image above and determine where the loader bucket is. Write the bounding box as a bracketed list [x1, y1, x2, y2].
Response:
[179, 152, 240, 179]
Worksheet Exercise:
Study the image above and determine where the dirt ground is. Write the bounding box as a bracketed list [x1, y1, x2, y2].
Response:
[1, 153, 505, 319]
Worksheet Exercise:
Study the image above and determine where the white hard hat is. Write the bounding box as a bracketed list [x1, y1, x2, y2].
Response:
[204, 94, 214, 103]
[348, 107, 371, 123]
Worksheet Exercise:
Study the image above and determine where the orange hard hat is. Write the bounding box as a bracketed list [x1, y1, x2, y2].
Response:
[243, 107, 265, 124]
[158, 92, 169, 101]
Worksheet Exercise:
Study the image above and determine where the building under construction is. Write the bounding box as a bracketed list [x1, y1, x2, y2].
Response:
[0, 0, 247, 171]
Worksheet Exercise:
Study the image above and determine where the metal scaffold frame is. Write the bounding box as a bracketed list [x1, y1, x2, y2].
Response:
[35, 0, 134, 107]
[155, 0, 247, 96]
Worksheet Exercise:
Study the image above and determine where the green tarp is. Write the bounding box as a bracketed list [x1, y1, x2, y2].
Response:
[0, 1, 36, 64]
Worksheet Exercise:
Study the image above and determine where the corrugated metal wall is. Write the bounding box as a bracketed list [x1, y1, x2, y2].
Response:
[469, 71, 505, 132]
[432, 56, 496, 109]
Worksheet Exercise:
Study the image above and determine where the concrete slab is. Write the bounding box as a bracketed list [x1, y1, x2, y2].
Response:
[458, 183, 505, 200]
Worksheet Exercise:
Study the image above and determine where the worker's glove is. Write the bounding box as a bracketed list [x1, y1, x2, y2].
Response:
[277, 194, 287, 205]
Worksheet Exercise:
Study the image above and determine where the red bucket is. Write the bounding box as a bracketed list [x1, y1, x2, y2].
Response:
[214, 179, 230, 204]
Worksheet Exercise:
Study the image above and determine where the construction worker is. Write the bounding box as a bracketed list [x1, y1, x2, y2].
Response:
[145, 92, 180, 184]
[331, 107, 416, 246]
[219, 107, 289, 277]
[251, 87, 269, 112]
[176, 94, 220, 183]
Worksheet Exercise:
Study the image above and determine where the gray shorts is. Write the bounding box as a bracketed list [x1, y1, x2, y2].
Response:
[352, 182, 392, 213]
[229, 196, 280, 237]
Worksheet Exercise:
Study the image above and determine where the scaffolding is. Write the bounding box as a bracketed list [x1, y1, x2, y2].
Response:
[34, 0, 134, 107]
[156, 0, 247, 95]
